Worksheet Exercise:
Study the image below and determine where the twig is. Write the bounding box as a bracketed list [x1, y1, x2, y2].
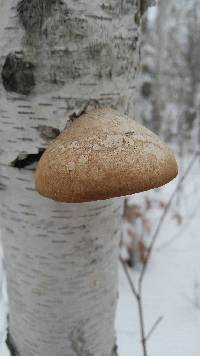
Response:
[145, 316, 163, 342]
[120, 257, 147, 356]
[120, 257, 138, 299]
[120, 151, 199, 356]
[138, 293, 148, 356]
[157, 200, 199, 251]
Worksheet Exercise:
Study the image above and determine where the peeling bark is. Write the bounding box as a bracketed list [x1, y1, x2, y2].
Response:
[0, 0, 154, 355]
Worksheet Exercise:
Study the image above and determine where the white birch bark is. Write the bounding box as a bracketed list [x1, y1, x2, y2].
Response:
[0, 0, 153, 355]
[1, 167, 122, 355]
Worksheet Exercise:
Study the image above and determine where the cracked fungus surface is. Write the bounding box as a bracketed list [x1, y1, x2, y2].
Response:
[35, 108, 178, 202]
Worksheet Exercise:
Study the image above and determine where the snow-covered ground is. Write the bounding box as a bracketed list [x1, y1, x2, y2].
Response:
[0, 154, 200, 356]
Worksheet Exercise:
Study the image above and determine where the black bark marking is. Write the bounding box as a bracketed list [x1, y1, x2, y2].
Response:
[6, 331, 20, 356]
[112, 344, 119, 356]
[0, 182, 7, 191]
[11, 149, 45, 169]
[141, 82, 152, 98]
[36, 125, 60, 141]
[1, 53, 35, 95]
[135, 0, 156, 23]
[141, 0, 155, 16]
[68, 100, 101, 126]
[17, 0, 54, 32]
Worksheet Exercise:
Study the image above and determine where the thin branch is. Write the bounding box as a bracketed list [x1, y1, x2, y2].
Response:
[120, 257, 138, 299]
[145, 316, 163, 342]
[157, 200, 199, 251]
[120, 258, 147, 356]
[138, 294, 148, 356]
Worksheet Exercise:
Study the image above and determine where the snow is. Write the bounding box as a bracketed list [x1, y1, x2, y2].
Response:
[0, 154, 200, 356]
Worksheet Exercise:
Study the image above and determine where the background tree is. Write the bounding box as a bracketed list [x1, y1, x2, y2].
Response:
[139, 0, 200, 153]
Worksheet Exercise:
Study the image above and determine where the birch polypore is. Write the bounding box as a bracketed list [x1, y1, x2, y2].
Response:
[35, 108, 178, 203]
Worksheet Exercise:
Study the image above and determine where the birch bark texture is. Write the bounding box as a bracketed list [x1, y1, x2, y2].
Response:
[0, 1, 152, 355]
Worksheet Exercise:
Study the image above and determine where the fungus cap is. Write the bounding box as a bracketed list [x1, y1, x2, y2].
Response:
[35, 108, 178, 203]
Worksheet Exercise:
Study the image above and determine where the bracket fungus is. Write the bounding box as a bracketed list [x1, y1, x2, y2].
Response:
[35, 108, 177, 202]
[33, 108, 177, 356]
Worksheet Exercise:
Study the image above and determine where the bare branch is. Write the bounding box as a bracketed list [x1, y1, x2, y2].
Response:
[138, 294, 148, 356]
[120, 258, 147, 356]
[120, 257, 138, 299]
[145, 316, 163, 342]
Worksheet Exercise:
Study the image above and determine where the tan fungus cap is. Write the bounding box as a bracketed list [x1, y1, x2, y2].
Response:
[35, 108, 178, 203]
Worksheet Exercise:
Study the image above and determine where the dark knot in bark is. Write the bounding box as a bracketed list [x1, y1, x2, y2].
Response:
[11, 149, 45, 169]
[1, 53, 35, 95]
[17, 0, 54, 32]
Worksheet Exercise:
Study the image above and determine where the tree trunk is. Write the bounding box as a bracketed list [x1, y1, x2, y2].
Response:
[148, 0, 168, 136]
[0, 1, 153, 355]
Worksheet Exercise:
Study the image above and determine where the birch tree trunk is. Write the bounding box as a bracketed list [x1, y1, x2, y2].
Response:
[0, 1, 153, 355]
